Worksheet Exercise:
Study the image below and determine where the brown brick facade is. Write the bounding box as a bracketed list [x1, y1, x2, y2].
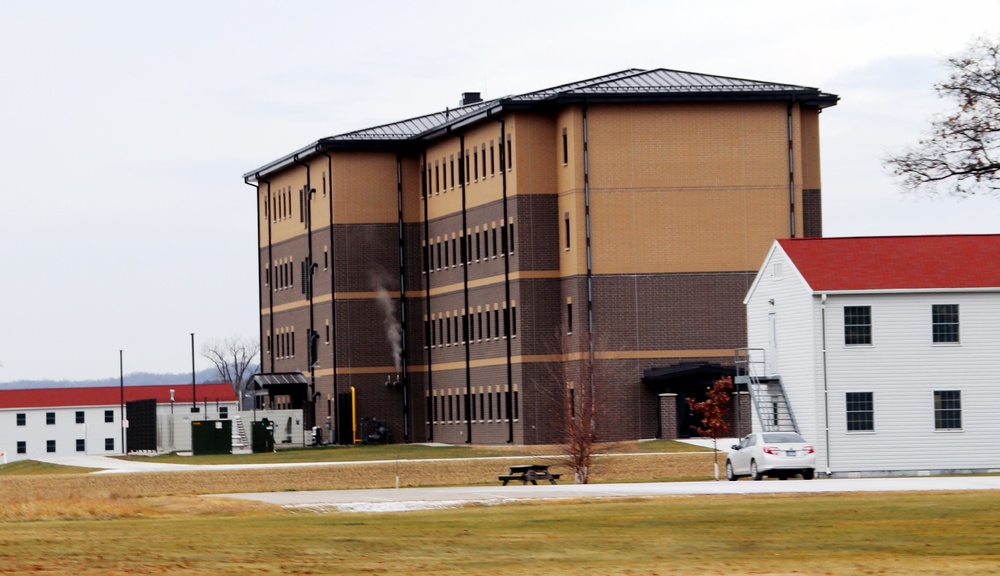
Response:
[249, 72, 835, 445]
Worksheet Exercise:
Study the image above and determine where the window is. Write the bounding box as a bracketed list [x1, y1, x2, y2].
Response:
[934, 390, 962, 430]
[567, 300, 573, 334]
[932, 304, 959, 343]
[46, 412, 55, 425]
[105, 438, 115, 451]
[76, 411, 85, 424]
[105, 410, 114, 423]
[450, 156, 455, 188]
[846, 392, 874, 432]
[562, 128, 568, 164]
[506, 135, 512, 169]
[47, 440, 56, 453]
[473, 149, 478, 180]
[564, 213, 571, 249]
[17, 441, 26, 454]
[16, 413, 25, 426]
[220, 406, 229, 419]
[481, 144, 486, 177]
[76, 439, 85, 452]
[489, 142, 495, 175]
[508, 223, 515, 254]
[844, 306, 872, 345]
[511, 305, 517, 336]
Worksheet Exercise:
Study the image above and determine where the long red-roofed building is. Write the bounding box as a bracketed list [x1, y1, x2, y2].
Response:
[0, 383, 238, 462]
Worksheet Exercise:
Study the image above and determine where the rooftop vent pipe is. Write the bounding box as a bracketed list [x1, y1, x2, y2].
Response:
[460, 92, 482, 106]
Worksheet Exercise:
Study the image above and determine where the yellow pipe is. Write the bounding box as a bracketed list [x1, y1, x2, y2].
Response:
[351, 386, 359, 444]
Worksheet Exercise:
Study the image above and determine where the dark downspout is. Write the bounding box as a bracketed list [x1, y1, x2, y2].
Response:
[459, 135, 472, 443]
[396, 153, 410, 442]
[787, 100, 797, 238]
[253, 175, 276, 374]
[421, 151, 433, 442]
[318, 149, 340, 443]
[293, 155, 317, 427]
[244, 175, 265, 406]
[582, 104, 595, 411]
[491, 113, 514, 443]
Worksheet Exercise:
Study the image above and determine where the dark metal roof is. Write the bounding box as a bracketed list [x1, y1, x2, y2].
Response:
[249, 372, 307, 388]
[245, 68, 838, 180]
[643, 362, 736, 382]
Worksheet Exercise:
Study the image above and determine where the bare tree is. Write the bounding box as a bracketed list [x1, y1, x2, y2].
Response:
[561, 358, 597, 484]
[686, 376, 734, 480]
[201, 336, 260, 400]
[885, 36, 1000, 197]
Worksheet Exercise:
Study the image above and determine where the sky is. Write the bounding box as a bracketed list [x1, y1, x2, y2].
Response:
[1, 0, 998, 383]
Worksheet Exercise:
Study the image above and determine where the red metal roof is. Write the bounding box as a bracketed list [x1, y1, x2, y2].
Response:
[0, 383, 237, 410]
[778, 235, 1000, 292]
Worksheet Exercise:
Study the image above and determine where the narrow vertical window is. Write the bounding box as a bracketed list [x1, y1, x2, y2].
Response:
[494, 309, 500, 338]
[565, 213, 571, 249]
[481, 143, 486, 176]
[511, 304, 517, 336]
[500, 222, 508, 256]
[485, 308, 491, 338]
[489, 141, 495, 175]
[451, 237, 457, 266]
[492, 227, 498, 257]
[562, 127, 568, 164]
[503, 305, 509, 337]
[324, 247, 329, 270]
[932, 304, 959, 343]
[446, 315, 451, 344]
[450, 156, 455, 188]
[435, 163, 440, 193]
[567, 299, 573, 334]
[478, 311, 483, 340]
[934, 390, 962, 430]
[476, 231, 481, 260]
[474, 149, 478, 180]
[508, 223, 515, 254]
[437, 243, 442, 270]
[506, 135, 512, 169]
[466, 151, 471, 183]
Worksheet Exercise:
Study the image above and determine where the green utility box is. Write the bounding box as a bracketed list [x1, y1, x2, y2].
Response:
[251, 419, 275, 453]
[191, 420, 232, 455]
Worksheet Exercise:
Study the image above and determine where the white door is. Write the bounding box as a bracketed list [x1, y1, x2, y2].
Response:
[768, 312, 778, 375]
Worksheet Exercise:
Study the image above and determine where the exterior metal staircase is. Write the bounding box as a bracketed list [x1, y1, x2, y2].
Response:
[734, 348, 799, 433]
[232, 414, 250, 449]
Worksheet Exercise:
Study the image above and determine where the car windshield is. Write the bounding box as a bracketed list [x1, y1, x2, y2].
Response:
[762, 433, 805, 443]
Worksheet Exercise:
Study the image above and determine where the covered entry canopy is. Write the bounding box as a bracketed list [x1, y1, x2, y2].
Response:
[643, 362, 741, 439]
[643, 362, 735, 388]
[248, 372, 309, 409]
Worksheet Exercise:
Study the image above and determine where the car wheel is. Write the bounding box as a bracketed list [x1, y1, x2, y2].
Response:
[750, 460, 763, 481]
[802, 468, 815, 480]
[726, 460, 738, 481]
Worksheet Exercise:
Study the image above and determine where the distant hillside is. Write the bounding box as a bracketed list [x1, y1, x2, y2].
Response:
[0, 368, 225, 390]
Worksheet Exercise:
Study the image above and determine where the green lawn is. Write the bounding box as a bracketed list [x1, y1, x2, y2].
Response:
[1, 491, 998, 574]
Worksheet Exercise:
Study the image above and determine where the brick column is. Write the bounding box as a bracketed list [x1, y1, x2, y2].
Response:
[658, 393, 678, 439]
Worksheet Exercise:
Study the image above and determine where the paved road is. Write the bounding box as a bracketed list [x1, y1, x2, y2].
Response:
[211, 476, 1000, 513]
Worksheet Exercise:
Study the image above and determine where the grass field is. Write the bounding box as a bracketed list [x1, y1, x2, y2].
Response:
[1, 443, 999, 574]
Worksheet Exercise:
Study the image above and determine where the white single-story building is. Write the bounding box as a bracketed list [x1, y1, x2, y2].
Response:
[744, 234, 1000, 477]
[0, 383, 239, 462]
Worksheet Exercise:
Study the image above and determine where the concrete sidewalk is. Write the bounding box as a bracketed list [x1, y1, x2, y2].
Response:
[212, 475, 1000, 513]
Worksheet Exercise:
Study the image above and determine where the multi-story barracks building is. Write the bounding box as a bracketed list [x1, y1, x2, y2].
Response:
[243, 68, 838, 446]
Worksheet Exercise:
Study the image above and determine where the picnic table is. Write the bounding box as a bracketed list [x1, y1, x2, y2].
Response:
[499, 464, 561, 485]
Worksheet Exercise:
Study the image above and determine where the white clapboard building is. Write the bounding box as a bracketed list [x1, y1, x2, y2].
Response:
[742, 235, 1000, 477]
[0, 383, 238, 462]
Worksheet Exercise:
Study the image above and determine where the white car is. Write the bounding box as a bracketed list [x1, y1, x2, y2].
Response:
[726, 432, 816, 481]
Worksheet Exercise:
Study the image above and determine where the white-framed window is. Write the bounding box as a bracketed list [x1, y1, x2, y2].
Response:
[844, 306, 872, 345]
[932, 304, 959, 344]
[846, 392, 874, 432]
[934, 390, 962, 430]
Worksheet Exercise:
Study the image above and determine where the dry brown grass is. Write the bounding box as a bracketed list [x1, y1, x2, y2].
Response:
[0, 452, 714, 521]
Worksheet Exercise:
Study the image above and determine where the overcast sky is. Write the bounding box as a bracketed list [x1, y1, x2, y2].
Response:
[1, 1, 998, 383]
